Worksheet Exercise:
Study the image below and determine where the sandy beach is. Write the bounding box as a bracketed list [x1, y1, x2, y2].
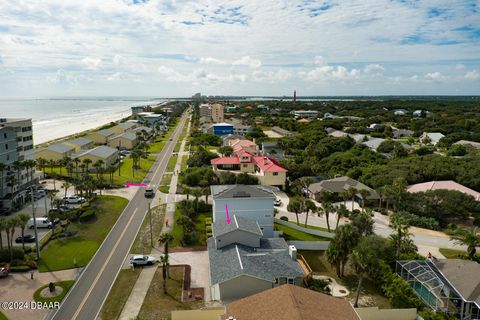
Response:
[34, 109, 129, 145]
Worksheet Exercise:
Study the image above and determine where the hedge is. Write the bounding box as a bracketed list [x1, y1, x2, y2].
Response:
[10, 265, 31, 272]
[79, 210, 96, 222]
[0, 248, 25, 263]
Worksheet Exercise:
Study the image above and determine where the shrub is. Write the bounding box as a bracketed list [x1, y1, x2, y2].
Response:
[79, 210, 96, 222]
[280, 216, 289, 221]
[9, 265, 31, 272]
[0, 248, 25, 262]
[392, 212, 440, 230]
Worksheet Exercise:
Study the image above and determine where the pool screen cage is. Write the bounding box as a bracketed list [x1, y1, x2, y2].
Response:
[396, 260, 475, 319]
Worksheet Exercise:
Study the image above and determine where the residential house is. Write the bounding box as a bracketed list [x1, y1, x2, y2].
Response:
[271, 126, 294, 138]
[35, 143, 75, 162]
[142, 114, 166, 126]
[394, 109, 408, 116]
[412, 110, 425, 117]
[210, 185, 276, 237]
[355, 307, 418, 320]
[228, 138, 258, 155]
[107, 132, 138, 150]
[110, 122, 138, 135]
[407, 180, 480, 201]
[209, 123, 234, 136]
[87, 129, 115, 145]
[453, 140, 480, 149]
[420, 132, 445, 146]
[208, 219, 305, 301]
[362, 138, 386, 152]
[290, 110, 318, 120]
[397, 259, 480, 319]
[63, 137, 94, 152]
[132, 126, 153, 140]
[71, 145, 119, 168]
[308, 176, 379, 201]
[328, 129, 349, 138]
[222, 134, 244, 147]
[221, 284, 359, 320]
[392, 129, 414, 139]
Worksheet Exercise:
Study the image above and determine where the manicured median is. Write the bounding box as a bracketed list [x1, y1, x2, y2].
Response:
[38, 196, 128, 272]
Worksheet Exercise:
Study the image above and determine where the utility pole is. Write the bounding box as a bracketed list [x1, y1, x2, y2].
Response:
[30, 186, 40, 260]
[118, 139, 122, 176]
[148, 201, 153, 247]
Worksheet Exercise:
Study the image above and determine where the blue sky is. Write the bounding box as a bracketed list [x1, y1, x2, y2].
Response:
[0, 0, 479, 96]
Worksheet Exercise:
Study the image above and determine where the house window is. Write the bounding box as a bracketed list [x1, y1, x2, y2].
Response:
[274, 278, 279, 284]
[242, 164, 247, 168]
[287, 278, 294, 284]
[5, 144, 8, 150]
[273, 172, 278, 176]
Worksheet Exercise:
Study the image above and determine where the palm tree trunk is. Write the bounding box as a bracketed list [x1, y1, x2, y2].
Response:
[21, 227, 25, 250]
[336, 215, 341, 230]
[304, 211, 309, 227]
[326, 213, 330, 232]
[162, 265, 167, 293]
[351, 196, 355, 211]
[354, 275, 363, 307]
[295, 213, 299, 225]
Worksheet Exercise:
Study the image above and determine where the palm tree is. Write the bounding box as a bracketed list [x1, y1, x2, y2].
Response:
[73, 158, 81, 177]
[159, 233, 174, 278]
[160, 255, 169, 293]
[191, 188, 203, 212]
[177, 215, 194, 244]
[202, 187, 211, 203]
[50, 172, 58, 191]
[83, 158, 93, 172]
[391, 177, 407, 212]
[6, 175, 16, 200]
[327, 223, 359, 277]
[12, 160, 23, 191]
[389, 214, 411, 259]
[322, 201, 334, 232]
[5, 216, 19, 261]
[183, 186, 191, 200]
[450, 227, 480, 259]
[303, 199, 316, 228]
[93, 160, 105, 179]
[79, 163, 86, 174]
[287, 196, 305, 225]
[340, 190, 350, 207]
[335, 204, 349, 230]
[358, 189, 370, 212]
[37, 158, 47, 178]
[48, 159, 56, 173]
[350, 235, 386, 307]
[66, 162, 74, 177]
[17, 213, 31, 251]
[62, 182, 71, 201]
[347, 187, 358, 211]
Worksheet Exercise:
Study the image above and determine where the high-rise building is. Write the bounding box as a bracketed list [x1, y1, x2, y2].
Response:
[0, 118, 36, 209]
[211, 103, 224, 123]
[293, 90, 297, 103]
[199, 103, 212, 119]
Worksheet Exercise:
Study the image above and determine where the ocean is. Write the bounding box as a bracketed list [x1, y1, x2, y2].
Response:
[0, 97, 165, 145]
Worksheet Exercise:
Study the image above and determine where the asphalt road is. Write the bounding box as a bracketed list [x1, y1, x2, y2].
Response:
[47, 112, 189, 320]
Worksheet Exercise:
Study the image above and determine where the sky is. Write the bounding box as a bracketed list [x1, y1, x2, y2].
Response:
[0, 0, 479, 97]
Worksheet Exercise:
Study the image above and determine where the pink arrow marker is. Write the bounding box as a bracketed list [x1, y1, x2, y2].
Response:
[225, 203, 231, 224]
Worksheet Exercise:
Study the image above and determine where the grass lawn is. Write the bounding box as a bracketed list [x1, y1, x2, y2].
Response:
[148, 140, 165, 153]
[306, 224, 332, 233]
[158, 174, 172, 194]
[166, 154, 178, 172]
[137, 266, 202, 320]
[299, 250, 391, 308]
[38, 196, 128, 272]
[171, 206, 211, 247]
[130, 204, 166, 254]
[174, 141, 182, 153]
[33, 280, 75, 303]
[180, 155, 188, 171]
[0, 310, 8, 320]
[274, 223, 329, 241]
[101, 269, 142, 320]
[439, 248, 479, 259]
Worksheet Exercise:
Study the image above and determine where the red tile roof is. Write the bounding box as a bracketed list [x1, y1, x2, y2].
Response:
[211, 157, 241, 165]
[253, 156, 288, 172]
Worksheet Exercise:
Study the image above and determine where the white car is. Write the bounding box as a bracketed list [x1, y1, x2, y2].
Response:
[63, 195, 85, 204]
[274, 198, 282, 206]
[130, 255, 156, 266]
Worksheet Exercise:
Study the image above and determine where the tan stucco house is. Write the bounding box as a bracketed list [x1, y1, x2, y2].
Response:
[35, 143, 75, 162]
[63, 137, 94, 152]
[71, 145, 118, 168]
[107, 132, 138, 150]
[87, 129, 115, 145]
[110, 122, 138, 135]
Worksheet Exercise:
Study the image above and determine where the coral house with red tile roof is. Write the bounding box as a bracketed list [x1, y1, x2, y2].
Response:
[211, 139, 287, 189]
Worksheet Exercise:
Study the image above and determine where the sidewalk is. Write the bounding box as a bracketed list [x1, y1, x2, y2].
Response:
[118, 114, 192, 320]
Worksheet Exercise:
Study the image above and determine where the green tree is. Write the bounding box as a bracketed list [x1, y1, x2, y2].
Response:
[350, 235, 387, 307]
[450, 227, 480, 259]
[303, 199, 317, 228]
[335, 204, 349, 230]
[160, 255, 169, 293]
[159, 233, 174, 277]
[389, 213, 412, 259]
[327, 223, 359, 277]
[218, 146, 234, 157]
[351, 209, 374, 236]
[16, 213, 31, 251]
[287, 196, 305, 225]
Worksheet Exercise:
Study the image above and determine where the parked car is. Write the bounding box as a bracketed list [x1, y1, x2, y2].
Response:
[119, 150, 130, 156]
[130, 255, 156, 266]
[169, 138, 173, 141]
[28, 217, 52, 229]
[50, 205, 72, 213]
[0, 265, 9, 278]
[15, 235, 36, 243]
[274, 198, 282, 206]
[0, 208, 12, 216]
[63, 195, 85, 204]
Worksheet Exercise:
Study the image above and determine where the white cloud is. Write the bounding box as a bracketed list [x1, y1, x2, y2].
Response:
[364, 64, 385, 74]
[303, 65, 360, 81]
[232, 56, 262, 68]
[465, 70, 479, 80]
[107, 72, 123, 81]
[424, 72, 444, 82]
[252, 69, 292, 82]
[314, 56, 326, 65]
[455, 64, 465, 70]
[81, 57, 102, 70]
[199, 57, 225, 65]
[113, 55, 125, 66]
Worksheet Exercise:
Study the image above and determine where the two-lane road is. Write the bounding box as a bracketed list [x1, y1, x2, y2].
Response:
[48, 112, 189, 320]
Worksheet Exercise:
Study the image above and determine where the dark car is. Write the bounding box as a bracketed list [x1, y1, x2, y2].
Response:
[0, 265, 9, 278]
[0, 208, 12, 216]
[15, 235, 36, 243]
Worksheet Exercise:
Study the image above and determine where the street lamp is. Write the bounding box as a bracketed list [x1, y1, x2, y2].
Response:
[30, 186, 40, 260]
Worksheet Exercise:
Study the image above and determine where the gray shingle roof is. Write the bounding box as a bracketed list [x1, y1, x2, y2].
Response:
[72, 146, 117, 160]
[434, 259, 480, 304]
[96, 129, 114, 137]
[111, 132, 137, 141]
[362, 137, 386, 151]
[309, 176, 379, 199]
[47, 143, 74, 154]
[116, 122, 136, 130]
[208, 237, 304, 285]
[211, 185, 276, 200]
[213, 215, 263, 237]
[67, 137, 92, 147]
